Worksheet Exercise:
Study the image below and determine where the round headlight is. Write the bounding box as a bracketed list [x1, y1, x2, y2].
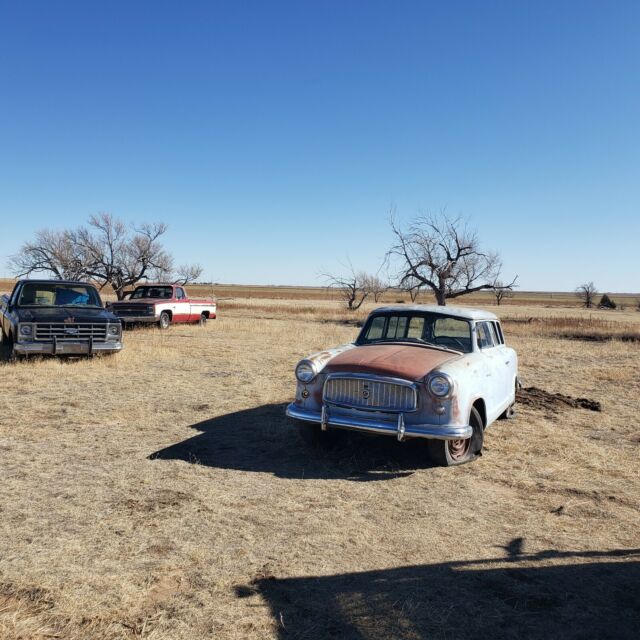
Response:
[428, 374, 451, 397]
[19, 324, 32, 336]
[108, 325, 120, 336]
[295, 361, 316, 383]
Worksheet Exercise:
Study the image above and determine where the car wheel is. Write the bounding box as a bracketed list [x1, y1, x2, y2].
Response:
[498, 404, 516, 420]
[427, 406, 484, 467]
[158, 312, 171, 330]
[199, 313, 207, 326]
[1, 330, 17, 362]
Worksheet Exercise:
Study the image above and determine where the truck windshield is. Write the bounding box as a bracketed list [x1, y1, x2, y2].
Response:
[357, 313, 472, 353]
[18, 283, 102, 307]
[130, 286, 173, 299]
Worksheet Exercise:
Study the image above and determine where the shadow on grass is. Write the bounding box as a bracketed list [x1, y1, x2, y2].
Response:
[149, 403, 437, 481]
[238, 545, 640, 639]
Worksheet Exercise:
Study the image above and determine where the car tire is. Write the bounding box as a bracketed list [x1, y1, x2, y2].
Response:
[498, 404, 516, 420]
[199, 313, 207, 326]
[499, 380, 518, 420]
[427, 406, 484, 466]
[1, 330, 17, 362]
[158, 311, 171, 330]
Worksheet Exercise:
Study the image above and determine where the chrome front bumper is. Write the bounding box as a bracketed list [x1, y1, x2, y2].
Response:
[15, 340, 123, 355]
[286, 403, 472, 441]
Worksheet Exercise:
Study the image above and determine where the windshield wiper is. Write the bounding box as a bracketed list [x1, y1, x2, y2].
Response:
[364, 338, 462, 354]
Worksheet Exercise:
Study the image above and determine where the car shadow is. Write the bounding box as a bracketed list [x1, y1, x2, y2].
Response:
[149, 403, 438, 481]
[238, 544, 640, 639]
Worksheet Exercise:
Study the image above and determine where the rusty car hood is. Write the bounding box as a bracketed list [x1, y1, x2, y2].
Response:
[323, 343, 460, 381]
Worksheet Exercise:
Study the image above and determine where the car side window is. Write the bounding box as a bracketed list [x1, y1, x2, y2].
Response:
[476, 322, 496, 349]
[176, 288, 185, 300]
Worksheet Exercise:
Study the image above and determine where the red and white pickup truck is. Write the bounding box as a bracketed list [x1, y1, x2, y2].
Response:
[107, 284, 217, 329]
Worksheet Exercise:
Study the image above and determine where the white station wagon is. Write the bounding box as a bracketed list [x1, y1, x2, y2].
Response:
[286, 305, 518, 466]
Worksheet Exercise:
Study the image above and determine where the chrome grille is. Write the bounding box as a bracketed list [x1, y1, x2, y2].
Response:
[113, 305, 152, 316]
[324, 376, 416, 412]
[34, 323, 108, 342]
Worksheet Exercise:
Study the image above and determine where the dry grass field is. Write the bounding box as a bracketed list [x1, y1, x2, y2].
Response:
[0, 286, 639, 639]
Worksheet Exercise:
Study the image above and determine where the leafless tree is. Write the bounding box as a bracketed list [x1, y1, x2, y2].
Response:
[172, 263, 203, 286]
[575, 282, 597, 309]
[400, 275, 423, 302]
[10, 213, 202, 300]
[9, 229, 89, 280]
[364, 273, 389, 303]
[492, 279, 515, 306]
[324, 263, 372, 310]
[387, 211, 517, 306]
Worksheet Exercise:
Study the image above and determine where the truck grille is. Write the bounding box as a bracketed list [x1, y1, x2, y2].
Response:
[112, 305, 152, 316]
[324, 376, 417, 412]
[34, 323, 108, 342]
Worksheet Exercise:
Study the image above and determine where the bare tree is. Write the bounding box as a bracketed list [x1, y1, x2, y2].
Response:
[364, 273, 389, 303]
[492, 279, 515, 306]
[575, 282, 597, 309]
[400, 275, 422, 302]
[172, 263, 203, 286]
[9, 229, 89, 280]
[10, 213, 202, 300]
[387, 211, 517, 306]
[324, 263, 372, 310]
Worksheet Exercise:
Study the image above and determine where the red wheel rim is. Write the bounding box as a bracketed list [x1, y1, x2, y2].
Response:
[448, 438, 470, 461]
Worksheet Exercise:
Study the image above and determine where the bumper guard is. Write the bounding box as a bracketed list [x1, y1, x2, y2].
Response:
[286, 402, 472, 441]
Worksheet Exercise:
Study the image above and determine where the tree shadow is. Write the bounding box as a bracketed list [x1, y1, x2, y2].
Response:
[149, 403, 438, 481]
[239, 545, 640, 639]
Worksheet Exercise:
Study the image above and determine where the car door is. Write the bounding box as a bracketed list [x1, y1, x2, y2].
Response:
[493, 320, 517, 404]
[475, 321, 510, 422]
[173, 287, 191, 322]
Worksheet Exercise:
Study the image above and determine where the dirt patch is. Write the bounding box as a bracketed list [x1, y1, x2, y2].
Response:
[517, 387, 602, 412]
[560, 332, 640, 343]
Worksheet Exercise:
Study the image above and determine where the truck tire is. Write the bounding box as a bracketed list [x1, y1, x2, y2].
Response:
[158, 311, 171, 330]
[426, 406, 483, 467]
[199, 312, 207, 326]
[1, 330, 17, 362]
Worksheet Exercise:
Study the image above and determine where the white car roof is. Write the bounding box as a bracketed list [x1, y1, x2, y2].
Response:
[371, 304, 499, 321]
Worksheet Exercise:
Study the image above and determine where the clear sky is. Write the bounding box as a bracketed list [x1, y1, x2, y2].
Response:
[1, 1, 638, 292]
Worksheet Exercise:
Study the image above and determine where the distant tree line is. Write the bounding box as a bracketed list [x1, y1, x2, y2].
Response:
[9, 213, 202, 300]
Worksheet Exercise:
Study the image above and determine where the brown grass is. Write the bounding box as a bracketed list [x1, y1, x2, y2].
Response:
[0, 294, 639, 638]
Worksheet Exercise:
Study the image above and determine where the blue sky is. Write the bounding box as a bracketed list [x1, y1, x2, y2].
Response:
[1, 1, 638, 291]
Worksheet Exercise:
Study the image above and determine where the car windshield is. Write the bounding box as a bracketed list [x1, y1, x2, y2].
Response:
[18, 283, 102, 307]
[130, 286, 173, 299]
[357, 312, 473, 353]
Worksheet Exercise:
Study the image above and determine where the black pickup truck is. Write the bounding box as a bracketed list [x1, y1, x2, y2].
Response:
[0, 280, 123, 358]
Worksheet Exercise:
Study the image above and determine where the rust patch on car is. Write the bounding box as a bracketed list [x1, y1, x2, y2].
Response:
[324, 344, 458, 382]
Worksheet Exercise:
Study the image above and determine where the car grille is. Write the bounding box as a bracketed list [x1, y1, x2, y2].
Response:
[324, 376, 417, 412]
[112, 305, 152, 316]
[34, 323, 108, 342]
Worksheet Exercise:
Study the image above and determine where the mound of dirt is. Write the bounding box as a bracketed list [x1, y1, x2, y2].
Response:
[516, 387, 602, 412]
